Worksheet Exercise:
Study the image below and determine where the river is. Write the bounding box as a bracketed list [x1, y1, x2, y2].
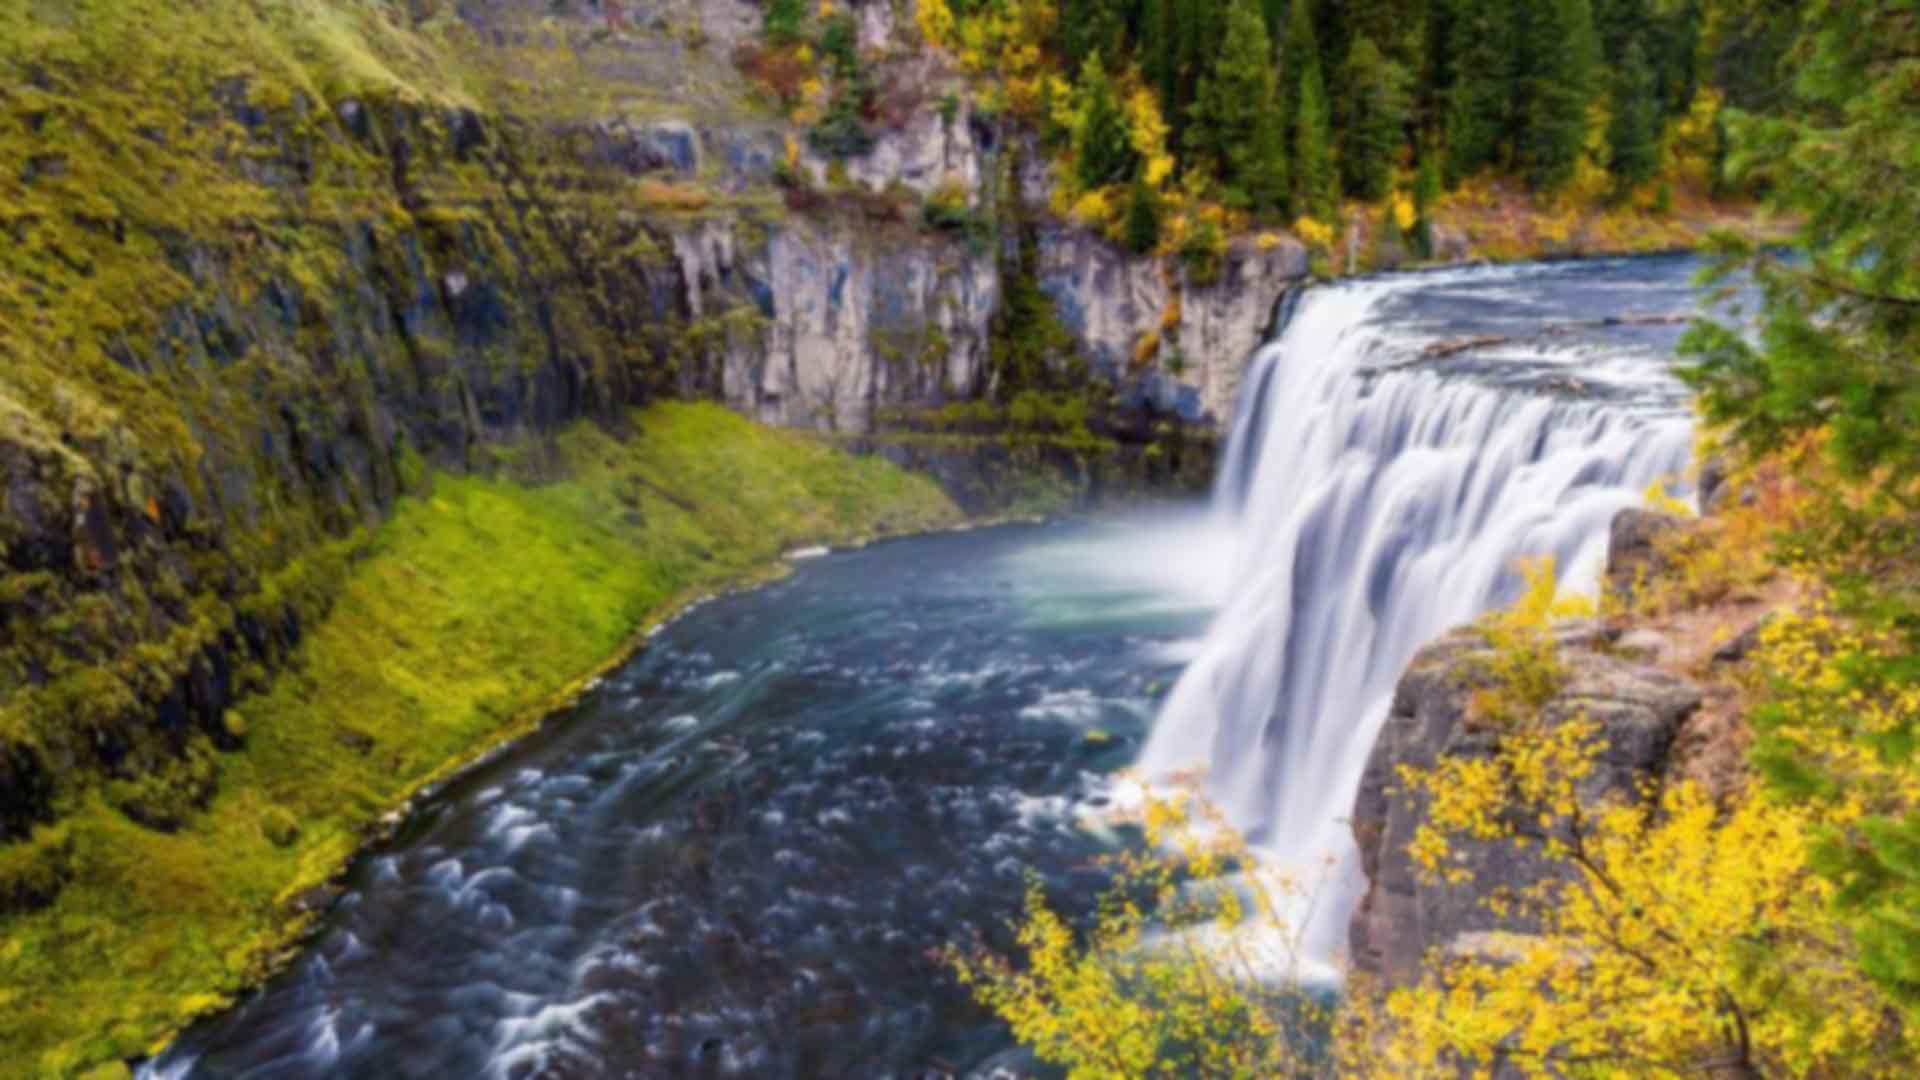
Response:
[148, 254, 1712, 1078]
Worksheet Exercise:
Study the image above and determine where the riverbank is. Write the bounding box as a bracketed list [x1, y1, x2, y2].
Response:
[0, 403, 960, 1077]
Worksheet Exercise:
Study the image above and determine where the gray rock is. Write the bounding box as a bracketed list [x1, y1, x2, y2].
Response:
[1348, 625, 1701, 986]
[1605, 508, 1687, 597]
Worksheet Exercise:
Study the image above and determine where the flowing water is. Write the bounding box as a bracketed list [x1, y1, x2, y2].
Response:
[145, 520, 1228, 1078]
[1140, 254, 1703, 968]
[149, 255, 1709, 1077]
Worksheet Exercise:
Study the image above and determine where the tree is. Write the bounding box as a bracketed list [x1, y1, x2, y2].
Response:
[1339, 565, 1920, 1076]
[1059, 0, 1125, 71]
[1293, 51, 1337, 222]
[1121, 174, 1162, 254]
[1189, 0, 1288, 213]
[1072, 54, 1138, 189]
[1278, 0, 1321, 141]
[1412, 146, 1442, 256]
[1512, 0, 1600, 190]
[1340, 34, 1411, 200]
[763, 0, 806, 45]
[1440, 0, 1511, 183]
[1682, 0, 1920, 1008]
[1607, 38, 1661, 192]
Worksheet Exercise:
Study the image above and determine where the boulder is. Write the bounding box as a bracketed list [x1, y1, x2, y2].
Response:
[1348, 624, 1702, 986]
[1604, 508, 1686, 597]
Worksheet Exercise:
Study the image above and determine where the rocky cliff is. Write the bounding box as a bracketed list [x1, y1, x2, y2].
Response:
[1347, 620, 1703, 984]
[0, 1, 1301, 860]
[1346, 499, 1771, 987]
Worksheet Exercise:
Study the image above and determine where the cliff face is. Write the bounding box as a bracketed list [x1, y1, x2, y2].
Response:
[1347, 621, 1703, 985]
[0, 3, 1301, 857]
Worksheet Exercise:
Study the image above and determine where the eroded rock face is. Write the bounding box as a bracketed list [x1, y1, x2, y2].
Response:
[1605, 508, 1687, 597]
[1347, 622, 1702, 985]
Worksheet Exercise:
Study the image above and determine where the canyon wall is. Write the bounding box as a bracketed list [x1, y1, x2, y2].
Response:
[0, 2, 1302, 859]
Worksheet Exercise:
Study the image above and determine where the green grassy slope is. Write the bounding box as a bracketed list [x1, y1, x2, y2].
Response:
[0, 403, 960, 1076]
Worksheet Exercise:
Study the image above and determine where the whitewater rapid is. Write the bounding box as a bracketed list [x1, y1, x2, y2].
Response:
[1138, 259, 1699, 970]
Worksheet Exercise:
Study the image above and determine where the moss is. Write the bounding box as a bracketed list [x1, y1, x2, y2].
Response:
[0, 824, 73, 915]
[0, 402, 958, 1075]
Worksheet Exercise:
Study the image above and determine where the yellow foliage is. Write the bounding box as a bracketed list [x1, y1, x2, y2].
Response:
[1123, 85, 1174, 189]
[915, 0, 956, 46]
[1347, 551, 1920, 1076]
[1349, 779, 1915, 1076]
[1070, 188, 1113, 228]
[1390, 192, 1416, 234]
[1293, 214, 1336, 252]
[949, 790, 1323, 1078]
[1664, 88, 1724, 192]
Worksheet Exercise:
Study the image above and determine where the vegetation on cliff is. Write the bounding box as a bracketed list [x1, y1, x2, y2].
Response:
[0, 403, 958, 1075]
[0, 1, 967, 1071]
[907, 0, 1782, 269]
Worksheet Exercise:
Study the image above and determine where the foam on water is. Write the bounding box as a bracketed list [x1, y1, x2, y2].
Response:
[1139, 259, 1698, 968]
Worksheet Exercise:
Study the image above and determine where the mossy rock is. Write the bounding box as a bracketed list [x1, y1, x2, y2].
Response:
[105, 738, 219, 833]
[0, 823, 74, 914]
[260, 806, 301, 849]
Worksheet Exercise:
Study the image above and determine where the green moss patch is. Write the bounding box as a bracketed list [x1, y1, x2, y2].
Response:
[0, 402, 959, 1076]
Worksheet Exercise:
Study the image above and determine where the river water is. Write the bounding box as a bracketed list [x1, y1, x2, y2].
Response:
[150, 254, 1711, 1077]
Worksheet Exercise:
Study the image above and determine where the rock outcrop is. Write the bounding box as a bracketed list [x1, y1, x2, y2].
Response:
[1605, 508, 1687, 597]
[1348, 621, 1703, 985]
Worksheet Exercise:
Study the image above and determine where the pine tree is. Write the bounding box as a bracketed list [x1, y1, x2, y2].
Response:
[763, 0, 806, 44]
[1190, 0, 1288, 213]
[1294, 57, 1337, 221]
[1681, 0, 1920, 1012]
[1440, 0, 1509, 183]
[1340, 35, 1411, 201]
[1412, 147, 1443, 256]
[1122, 174, 1163, 254]
[1141, 0, 1177, 114]
[1607, 38, 1661, 192]
[1060, 0, 1126, 71]
[1512, 0, 1600, 190]
[1279, 0, 1321, 164]
[1073, 54, 1139, 188]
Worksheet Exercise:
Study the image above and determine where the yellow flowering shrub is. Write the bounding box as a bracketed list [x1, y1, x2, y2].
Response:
[1293, 214, 1336, 254]
[1347, 558, 1920, 1076]
[915, 0, 955, 47]
[949, 790, 1323, 1079]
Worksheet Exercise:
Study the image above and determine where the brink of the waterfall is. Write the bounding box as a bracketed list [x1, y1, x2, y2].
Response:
[1138, 257, 1702, 969]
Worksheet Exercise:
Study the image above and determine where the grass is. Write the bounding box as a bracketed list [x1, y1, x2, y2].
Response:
[0, 402, 960, 1077]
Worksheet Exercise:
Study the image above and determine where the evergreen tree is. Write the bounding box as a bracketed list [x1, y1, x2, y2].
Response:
[1073, 54, 1138, 188]
[1512, 0, 1600, 190]
[1121, 174, 1163, 254]
[1681, 0, 1920, 1011]
[1279, 0, 1322, 161]
[763, 0, 806, 45]
[1060, 0, 1126, 71]
[1140, 0, 1177, 114]
[1293, 57, 1337, 221]
[1339, 35, 1410, 201]
[1440, 0, 1510, 183]
[1607, 38, 1661, 191]
[1412, 147, 1443, 256]
[1190, 0, 1288, 213]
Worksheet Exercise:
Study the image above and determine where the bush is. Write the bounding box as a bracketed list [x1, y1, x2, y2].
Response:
[1179, 216, 1225, 287]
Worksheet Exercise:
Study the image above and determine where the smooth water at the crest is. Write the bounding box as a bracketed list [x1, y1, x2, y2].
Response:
[1140, 255, 1705, 967]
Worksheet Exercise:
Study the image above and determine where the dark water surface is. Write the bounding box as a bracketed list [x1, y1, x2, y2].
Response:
[148, 518, 1222, 1078]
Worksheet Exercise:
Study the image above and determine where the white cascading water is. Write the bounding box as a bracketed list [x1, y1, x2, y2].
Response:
[1139, 267, 1696, 971]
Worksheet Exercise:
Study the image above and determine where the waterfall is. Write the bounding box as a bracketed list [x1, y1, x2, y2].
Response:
[1139, 264, 1696, 969]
